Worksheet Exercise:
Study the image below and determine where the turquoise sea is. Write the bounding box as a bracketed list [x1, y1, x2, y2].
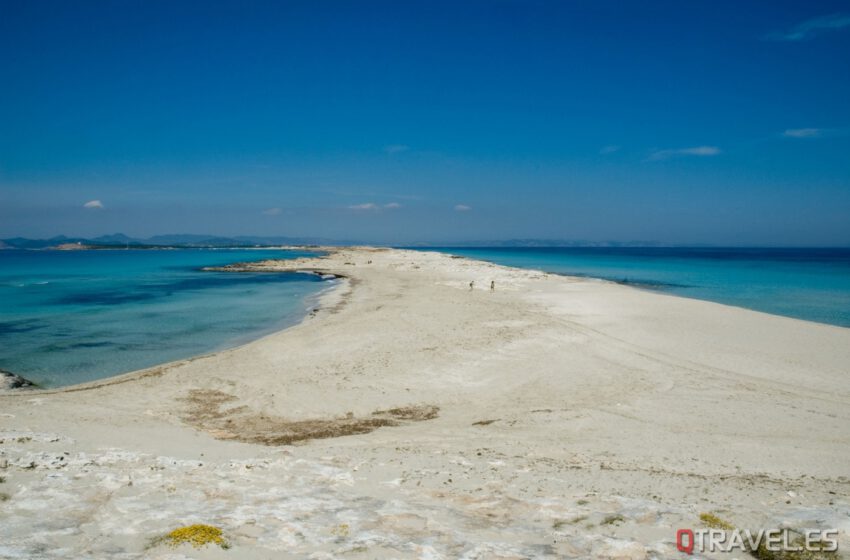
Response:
[421, 247, 850, 328]
[0, 249, 330, 388]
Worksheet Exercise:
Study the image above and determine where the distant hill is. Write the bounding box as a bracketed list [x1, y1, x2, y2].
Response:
[91, 233, 138, 244]
[0, 233, 343, 250]
[143, 234, 340, 247]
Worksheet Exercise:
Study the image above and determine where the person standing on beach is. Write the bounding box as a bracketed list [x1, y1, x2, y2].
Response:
[490, 280, 495, 291]
[469, 281, 474, 290]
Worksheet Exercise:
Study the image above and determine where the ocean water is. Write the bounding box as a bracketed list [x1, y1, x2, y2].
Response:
[0, 249, 332, 387]
[420, 247, 850, 328]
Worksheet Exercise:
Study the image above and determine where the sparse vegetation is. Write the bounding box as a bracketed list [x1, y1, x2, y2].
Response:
[330, 523, 350, 538]
[553, 515, 588, 529]
[0, 492, 10, 502]
[748, 532, 836, 560]
[601, 514, 625, 525]
[700, 512, 735, 530]
[151, 524, 229, 549]
[697, 513, 836, 559]
[182, 389, 439, 445]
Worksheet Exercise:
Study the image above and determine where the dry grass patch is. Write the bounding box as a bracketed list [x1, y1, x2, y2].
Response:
[182, 389, 438, 445]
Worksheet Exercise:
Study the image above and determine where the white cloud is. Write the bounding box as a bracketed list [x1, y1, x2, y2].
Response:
[348, 202, 402, 212]
[648, 146, 721, 161]
[454, 204, 471, 212]
[348, 202, 402, 211]
[783, 128, 821, 138]
[383, 144, 410, 154]
[262, 207, 282, 215]
[348, 203, 379, 211]
[83, 200, 104, 209]
[600, 145, 620, 154]
[765, 13, 850, 41]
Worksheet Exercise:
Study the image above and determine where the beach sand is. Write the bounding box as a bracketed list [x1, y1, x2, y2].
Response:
[1, 248, 848, 559]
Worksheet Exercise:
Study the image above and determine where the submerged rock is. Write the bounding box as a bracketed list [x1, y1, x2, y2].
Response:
[0, 369, 36, 391]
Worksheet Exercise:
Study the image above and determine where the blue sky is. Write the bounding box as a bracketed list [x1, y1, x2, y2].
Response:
[1, 1, 849, 245]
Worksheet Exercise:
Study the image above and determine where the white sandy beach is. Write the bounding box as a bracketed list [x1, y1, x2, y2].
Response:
[1, 247, 849, 559]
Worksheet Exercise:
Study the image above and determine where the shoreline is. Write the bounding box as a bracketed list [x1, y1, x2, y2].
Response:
[5, 246, 847, 398]
[1, 247, 849, 558]
[0, 270, 351, 396]
[4, 245, 847, 398]
[0, 253, 346, 394]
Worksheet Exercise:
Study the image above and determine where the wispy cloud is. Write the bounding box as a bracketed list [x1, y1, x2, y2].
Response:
[348, 202, 402, 211]
[262, 207, 282, 215]
[83, 200, 104, 209]
[599, 145, 620, 155]
[454, 204, 471, 212]
[349, 202, 379, 211]
[647, 146, 721, 161]
[783, 128, 822, 138]
[383, 144, 410, 154]
[765, 13, 850, 41]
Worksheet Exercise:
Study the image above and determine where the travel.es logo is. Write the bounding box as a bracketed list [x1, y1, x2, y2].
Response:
[676, 528, 838, 555]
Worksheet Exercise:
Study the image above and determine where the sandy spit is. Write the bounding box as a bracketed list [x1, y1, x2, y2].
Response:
[1, 247, 848, 559]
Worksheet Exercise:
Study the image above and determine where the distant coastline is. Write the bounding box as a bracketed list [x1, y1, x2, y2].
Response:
[42, 243, 310, 251]
[0, 233, 334, 251]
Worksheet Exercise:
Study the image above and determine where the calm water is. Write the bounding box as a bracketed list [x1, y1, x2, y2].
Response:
[0, 249, 331, 387]
[420, 247, 850, 328]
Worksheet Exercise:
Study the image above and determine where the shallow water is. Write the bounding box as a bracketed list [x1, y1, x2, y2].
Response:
[418, 247, 850, 328]
[0, 249, 331, 387]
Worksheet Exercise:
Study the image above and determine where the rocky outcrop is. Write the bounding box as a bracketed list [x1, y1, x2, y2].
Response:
[0, 369, 36, 391]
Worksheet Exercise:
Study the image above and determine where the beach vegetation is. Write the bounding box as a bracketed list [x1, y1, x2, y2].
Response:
[0, 492, 10, 502]
[151, 524, 230, 550]
[553, 515, 588, 529]
[747, 533, 836, 560]
[700, 512, 735, 530]
[698, 513, 835, 559]
[601, 514, 625, 525]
